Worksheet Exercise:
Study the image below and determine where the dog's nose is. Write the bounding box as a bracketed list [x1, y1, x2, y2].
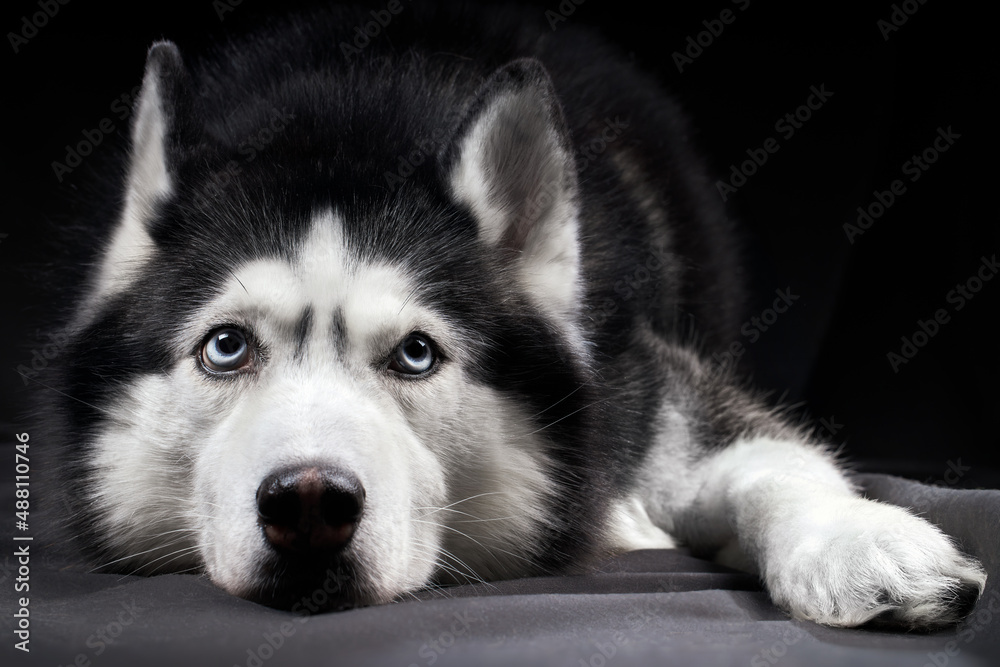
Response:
[256, 466, 365, 555]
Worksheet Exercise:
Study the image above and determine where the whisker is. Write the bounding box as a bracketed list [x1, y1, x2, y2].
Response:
[141, 544, 207, 577]
[413, 519, 534, 569]
[413, 491, 508, 518]
[115, 544, 203, 579]
[410, 539, 495, 590]
[526, 397, 610, 436]
[15, 372, 143, 421]
[90, 538, 193, 572]
[529, 384, 586, 418]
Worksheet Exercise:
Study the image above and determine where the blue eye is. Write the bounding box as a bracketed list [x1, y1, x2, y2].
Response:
[389, 334, 436, 375]
[201, 328, 251, 372]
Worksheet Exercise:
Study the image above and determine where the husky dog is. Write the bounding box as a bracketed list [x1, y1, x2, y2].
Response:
[45, 4, 985, 629]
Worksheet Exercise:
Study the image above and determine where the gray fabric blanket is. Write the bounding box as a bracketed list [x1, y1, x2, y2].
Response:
[3, 474, 998, 667]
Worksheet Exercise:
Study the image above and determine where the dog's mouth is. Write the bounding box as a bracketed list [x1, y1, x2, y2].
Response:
[245, 552, 370, 612]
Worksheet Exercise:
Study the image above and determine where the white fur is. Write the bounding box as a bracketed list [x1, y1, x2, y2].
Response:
[88, 373, 202, 574]
[451, 108, 508, 249]
[626, 405, 699, 538]
[448, 92, 588, 362]
[607, 496, 675, 551]
[88, 209, 558, 600]
[84, 61, 168, 320]
[80, 55, 984, 624]
[625, 421, 988, 628]
[83, 65, 189, 569]
[83, 199, 987, 624]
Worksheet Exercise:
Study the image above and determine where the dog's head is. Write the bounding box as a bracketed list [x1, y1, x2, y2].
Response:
[54, 41, 612, 609]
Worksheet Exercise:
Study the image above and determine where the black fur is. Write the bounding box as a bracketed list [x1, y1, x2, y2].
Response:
[43, 3, 745, 604]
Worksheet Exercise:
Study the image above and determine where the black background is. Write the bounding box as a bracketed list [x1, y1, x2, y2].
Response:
[2, 0, 997, 484]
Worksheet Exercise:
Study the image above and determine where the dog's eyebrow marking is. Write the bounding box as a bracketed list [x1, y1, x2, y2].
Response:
[293, 307, 313, 359]
[330, 307, 347, 356]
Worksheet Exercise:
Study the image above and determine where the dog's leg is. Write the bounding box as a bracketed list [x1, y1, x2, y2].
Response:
[630, 341, 987, 629]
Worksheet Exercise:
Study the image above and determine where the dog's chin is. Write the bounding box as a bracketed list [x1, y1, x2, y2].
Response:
[229, 552, 386, 613]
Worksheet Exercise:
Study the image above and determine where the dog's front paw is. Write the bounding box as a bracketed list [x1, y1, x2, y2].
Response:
[761, 496, 986, 629]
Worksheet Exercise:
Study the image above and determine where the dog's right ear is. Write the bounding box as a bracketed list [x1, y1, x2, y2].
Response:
[126, 41, 195, 216]
[440, 59, 582, 332]
[94, 41, 196, 301]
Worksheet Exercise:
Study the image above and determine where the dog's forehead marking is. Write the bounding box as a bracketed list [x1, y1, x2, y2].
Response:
[292, 306, 314, 359]
[190, 209, 426, 351]
[295, 208, 350, 299]
[330, 307, 348, 357]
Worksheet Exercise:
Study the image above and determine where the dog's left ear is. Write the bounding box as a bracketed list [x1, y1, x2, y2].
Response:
[442, 58, 581, 325]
